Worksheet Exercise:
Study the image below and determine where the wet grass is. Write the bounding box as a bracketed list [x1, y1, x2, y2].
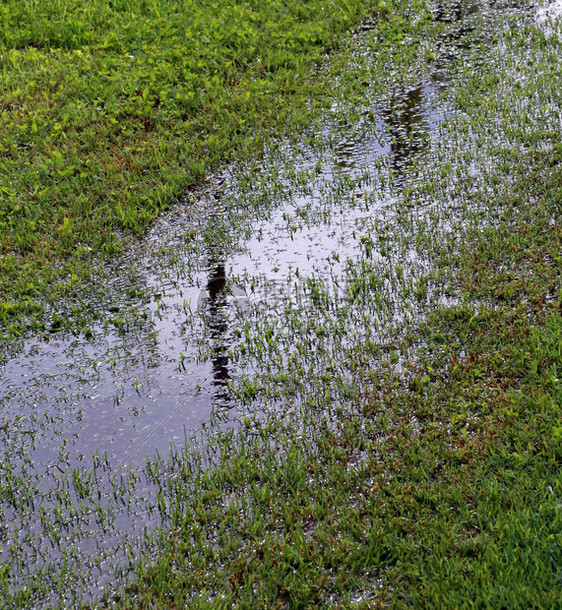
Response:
[0, 0, 379, 345]
[108, 3, 561, 608]
[1, 0, 561, 607]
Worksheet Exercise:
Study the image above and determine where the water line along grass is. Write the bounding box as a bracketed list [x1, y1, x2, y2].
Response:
[0, 0, 382, 345]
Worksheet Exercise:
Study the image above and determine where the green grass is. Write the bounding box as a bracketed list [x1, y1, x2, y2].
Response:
[1, 0, 561, 607]
[106, 3, 562, 607]
[115, 313, 562, 607]
[0, 0, 380, 342]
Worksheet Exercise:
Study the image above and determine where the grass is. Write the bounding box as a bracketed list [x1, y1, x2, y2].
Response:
[1, 0, 561, 608]
[0, 0, 380, 344]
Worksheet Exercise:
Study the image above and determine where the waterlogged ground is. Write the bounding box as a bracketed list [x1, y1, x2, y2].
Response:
[0, 96, 428, 602]
[1, 1, 561, 607]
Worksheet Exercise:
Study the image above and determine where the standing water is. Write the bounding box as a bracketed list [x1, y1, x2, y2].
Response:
[0, 1, 554, 606]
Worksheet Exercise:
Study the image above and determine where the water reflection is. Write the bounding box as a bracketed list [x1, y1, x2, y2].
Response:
[432, 0, 479, 23]
[205, 261, 231, 394]
[380, 0, 485, 181]
[383, 84, 428, 179]
[431, 0, 481, 87]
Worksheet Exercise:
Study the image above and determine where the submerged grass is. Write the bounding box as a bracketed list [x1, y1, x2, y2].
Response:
[108, 3, 561, 608]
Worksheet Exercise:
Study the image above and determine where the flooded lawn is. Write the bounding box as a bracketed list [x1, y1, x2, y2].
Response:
[1, 1, 560, 606]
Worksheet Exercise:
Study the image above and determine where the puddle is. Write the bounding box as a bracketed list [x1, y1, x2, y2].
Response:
[0, 79, 447, 475]
[0, 107, 440, 606]
[537, 0, 562, 21]
[0, 0, 547, 605]
[0, 83, 446, 605]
